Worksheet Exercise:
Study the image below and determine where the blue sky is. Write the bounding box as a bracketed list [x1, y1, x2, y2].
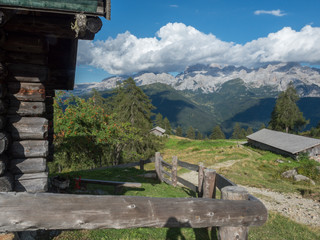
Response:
[76, 0, 320, 83]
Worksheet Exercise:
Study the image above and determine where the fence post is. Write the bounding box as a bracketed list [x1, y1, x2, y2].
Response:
[139, 159, 144, 171]
[219, 186, 249, 240]
[198, 162, 205, 197]
[155, 152, 162, 182]
[202, 169, 216, 199]
[171, 156, 178, 187]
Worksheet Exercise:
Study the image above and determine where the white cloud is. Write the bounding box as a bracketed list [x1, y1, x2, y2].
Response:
[78, 23, 320, 75]
[169, 5, 178, 8]
[254, 9, 286, 17]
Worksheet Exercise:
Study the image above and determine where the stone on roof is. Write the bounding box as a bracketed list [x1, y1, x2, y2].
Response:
[247, 129, 320, 154]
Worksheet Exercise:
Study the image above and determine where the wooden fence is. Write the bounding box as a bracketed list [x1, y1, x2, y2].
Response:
[154, 152, 268, 239]
[0, 152, 267, 240]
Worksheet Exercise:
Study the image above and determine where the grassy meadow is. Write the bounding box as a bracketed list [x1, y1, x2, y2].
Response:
[51, 136, 320, 240]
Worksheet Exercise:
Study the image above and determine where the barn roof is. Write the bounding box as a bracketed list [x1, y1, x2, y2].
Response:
[0, 0, 110, 18]
[151, 126, 166, 134]
[247, 129, 320, 154]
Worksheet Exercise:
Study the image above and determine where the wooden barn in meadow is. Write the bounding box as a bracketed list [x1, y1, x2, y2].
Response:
[150, 126, 166, 136]
[247, 128, 320, 159]
[0, 0, 110, 193]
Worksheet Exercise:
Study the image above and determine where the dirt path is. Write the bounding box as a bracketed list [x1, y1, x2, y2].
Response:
[179, 163, 320, 227]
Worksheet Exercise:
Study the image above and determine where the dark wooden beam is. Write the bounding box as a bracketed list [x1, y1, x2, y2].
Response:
[0, 192, 268, 232]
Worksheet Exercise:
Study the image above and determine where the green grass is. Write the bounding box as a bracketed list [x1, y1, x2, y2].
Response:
[50, 137, 320, 239]
[249, 212, 320, 240]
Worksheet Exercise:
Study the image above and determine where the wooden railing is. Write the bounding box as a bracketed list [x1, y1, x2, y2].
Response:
[0, 152, 267, 240]
[154, 152, 268, 239]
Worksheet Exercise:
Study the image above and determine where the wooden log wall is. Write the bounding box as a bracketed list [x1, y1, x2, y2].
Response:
[0, 31, 51, 193]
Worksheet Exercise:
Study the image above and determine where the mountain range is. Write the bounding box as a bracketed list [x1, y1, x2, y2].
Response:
[74, 62, 320, 137]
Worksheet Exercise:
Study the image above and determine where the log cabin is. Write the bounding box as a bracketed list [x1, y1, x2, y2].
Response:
[0, 0, 110, 192]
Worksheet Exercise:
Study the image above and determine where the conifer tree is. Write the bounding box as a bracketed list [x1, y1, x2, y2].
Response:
[231, 123, 242, 139]
[196, 131, 203, 140]
[154, 113, 164, 128]
[246, 127, 253, 135]
[176, 126, 183, 137]
[269, 83, 308, 133]
[163, 117, 172, 135]
[186, 126, 195, 139]
[112, 77, 159, 161]
[210, 125, 226, 139]
[114, 77, 154, 130]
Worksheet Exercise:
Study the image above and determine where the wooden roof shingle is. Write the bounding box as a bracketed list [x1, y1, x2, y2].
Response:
[247, 129, 320, 154]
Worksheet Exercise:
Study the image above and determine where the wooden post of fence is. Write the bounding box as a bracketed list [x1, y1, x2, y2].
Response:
[219, 186, 249, 240]
[202, 169, 216, 199]
[171, 156, 178, 187]
[198, 162, 205, 197]
[139, 159, 144, 171]
[155, 152, 162, 182]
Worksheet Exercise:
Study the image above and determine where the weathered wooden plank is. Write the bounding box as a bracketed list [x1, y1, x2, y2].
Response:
[0, 99, 7, 115]
[172, 156, 178, 187]
[178, 160, 199, 172]
[0, 83, 7, 98]
[203, 169, 216, 199]
[162, 177, 172, 186]
[74, 178, 141, 188]
[219, 186, 251, 240]
[0, 192, 268, 232]
[10, 140, 49, 158]
[3, 14, 75, 39]
[7, 64, 49, 83]
[0, 116, 6, 130]
[0, 154, 8, 176]
[8, 101, 45, 116]
[216, 173, 236, 190]
[5, 51, 48, 65]
[1, 33, 48, 54]
[155, 152, 162, 182]
[0, 62, 8, 80]
[161, 159, 172, 169]
[8, 82, 46, 101]
[8, 116, 48, 140]
[177, 176, 198, 192]
[161, 169, 172, 179]
[10, 158, 46, 174]
[0, 132, 9, 155]
[198, 162, 205, 197]
[14, 175, 48, 193]
[0, 173, 13, 192]
[15, 172, 48, 181]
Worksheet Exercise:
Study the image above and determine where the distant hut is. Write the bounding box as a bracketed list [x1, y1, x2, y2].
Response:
[247, 129, 320, 159]
[150, 126, 166, 137]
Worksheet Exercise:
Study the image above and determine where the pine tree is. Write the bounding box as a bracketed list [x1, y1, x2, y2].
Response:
[112, 77, 159, 161]
[210, 125, 226, 139]
[269, 83, 308, 133]
[154, 113, 164, 128]
[176, 126, 183, 137]
[196, 131, 203, 140]
[231, 123, 242, 139]
[186, 126, 195, 139]
[114, 77, 155, 130]
[163, 117, 172, 135]
[246, 127, 253, 135]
